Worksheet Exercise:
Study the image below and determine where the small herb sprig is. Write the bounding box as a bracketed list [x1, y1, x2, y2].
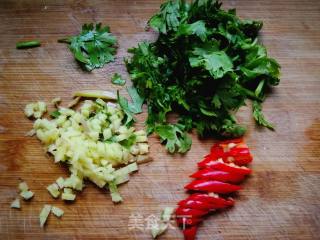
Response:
[58, 23, 117, 71]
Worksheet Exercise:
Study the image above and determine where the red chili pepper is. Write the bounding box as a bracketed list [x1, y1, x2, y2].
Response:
[176, 217, 202, 227]
[183, 226, 198, 240]
[223, 147, 253, 165]
[210, 144, 224, 158]
[187, 193, 234, 208]
[185, 179, 242, 193]
[175, 206, 207, 218]
[190, 169, 245, 183]
[178, 199, 214, 211]
[197, 156, 214, 167]
[209, 144, 253, 166]
[198, 159, 252, 175]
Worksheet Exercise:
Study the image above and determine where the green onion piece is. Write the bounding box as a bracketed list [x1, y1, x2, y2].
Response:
[151, 222, 168, 239]
[161, 207, 174, 222]
[16, 40, 41, 49]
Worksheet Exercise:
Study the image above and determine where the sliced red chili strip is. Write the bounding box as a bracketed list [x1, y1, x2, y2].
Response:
[190, 169, 245, 183]
[197, 155, 216, 168]
[224, 147, 253, 165]
[178, 199, 213, 211]
[198, 159, 252, 175]
[175, 206, 207, 218]
[185, 179, 242, 194]
[187, 193, 235, 208]
[210, 144, 224, 157]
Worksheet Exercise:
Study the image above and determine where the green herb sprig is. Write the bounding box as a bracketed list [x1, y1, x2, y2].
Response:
[58, 23, 117, 71]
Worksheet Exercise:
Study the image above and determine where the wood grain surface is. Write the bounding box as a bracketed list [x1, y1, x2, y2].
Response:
[0, 0, 319, 239]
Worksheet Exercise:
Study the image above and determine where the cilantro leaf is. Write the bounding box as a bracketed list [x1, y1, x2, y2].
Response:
[252, 101, 274, 130]
[155, 123, 192, 153]
[189, 50, 233, 79]
[127, 87, 144, 114]
[111, 73, 126, 86]
[119, 134, 137, 149]
[117, 91, 135, 126]
[148, 0, 187, 34]
[116, 87, 144, 126]
[50, 110, 61, 119]
[59, 23, 117, 71]
[177, 20, 209, 41]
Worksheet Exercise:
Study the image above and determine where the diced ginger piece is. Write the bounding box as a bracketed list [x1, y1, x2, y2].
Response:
[136, 155, 153, 164]
[18, 181, 29, 192]
[24, 104, 34, 118]
[51, 97, 61, 106]
[24, 101, 47, 119]
[47, 183, 60, 198]
[130, 145, 140, 155]
[135, 130, 146, 136]
[63, 188, 73, 194]
[51, 206, 64, 218]
[63, 175, 83, 191]
[138, 143, 149, 154]
[10, 198, 20, 209]
[61, 188, 76, 201]
[56, 177, 65, 189]
[39, 204, 51, 227]
[103, 128, 112, 140]
[67, 96, 81, 108]
[136, 135, 147, 143]
[20, 190, 34, 200]
[115, 173, 130, 185]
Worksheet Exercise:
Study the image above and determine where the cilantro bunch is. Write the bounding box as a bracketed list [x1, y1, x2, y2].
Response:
[125, 0, 280, 153]
[59, 23, 117, 71]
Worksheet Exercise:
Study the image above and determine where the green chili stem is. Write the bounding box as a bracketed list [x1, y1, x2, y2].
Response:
[16, 40, 41, 49]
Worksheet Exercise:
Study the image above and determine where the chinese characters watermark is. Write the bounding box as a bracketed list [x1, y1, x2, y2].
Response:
[128, 213, 192, 231]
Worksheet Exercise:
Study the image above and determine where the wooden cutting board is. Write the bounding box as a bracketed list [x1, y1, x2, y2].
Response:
[0, 0, 319, 239]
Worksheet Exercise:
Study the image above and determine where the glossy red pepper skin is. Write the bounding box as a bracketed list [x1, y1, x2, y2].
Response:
[187, 193, 234, 208]
[178, 199, 214, 211]
[185, 179, 242, 193]
[190, 169, 245, 183]
[183, 226, 198, 240]
[223, 147, 253, 165]
[208, 139, 253, 166]
[175, 206, 207, 218]
[198, 160, 252, 175]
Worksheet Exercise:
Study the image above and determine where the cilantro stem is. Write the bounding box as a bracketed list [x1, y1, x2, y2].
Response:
[16, 40, 41, 49]
[255, 80, 265, 97]
[57, 38, 72, 43]
[236, 84, 263, 102]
